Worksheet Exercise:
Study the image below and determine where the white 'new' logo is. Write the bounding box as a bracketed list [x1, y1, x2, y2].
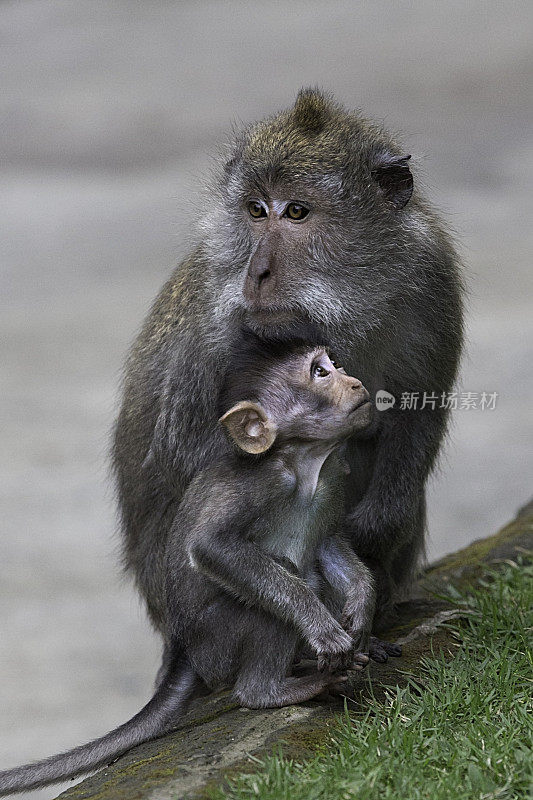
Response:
[375, 390, 396, 411]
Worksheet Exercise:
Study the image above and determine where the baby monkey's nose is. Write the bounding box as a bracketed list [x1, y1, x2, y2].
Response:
[349, 378, 368, 398]
[350, 381, 370, 406]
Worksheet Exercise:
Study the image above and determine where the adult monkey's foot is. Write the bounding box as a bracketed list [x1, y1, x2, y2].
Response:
[368, 637, 402, 663]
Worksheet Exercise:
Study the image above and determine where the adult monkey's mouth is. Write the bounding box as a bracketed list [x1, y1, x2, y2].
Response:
[244, 309, 329, 349]
[246, 307, 295, 326]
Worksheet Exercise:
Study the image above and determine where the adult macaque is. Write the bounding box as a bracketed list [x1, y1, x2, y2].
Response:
[0, 88, 462, 795]
[0, 335, 378, 794]
[114, 88, 463, 638]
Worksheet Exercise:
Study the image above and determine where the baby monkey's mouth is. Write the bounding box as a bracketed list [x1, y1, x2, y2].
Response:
[349, 398, 371, 414]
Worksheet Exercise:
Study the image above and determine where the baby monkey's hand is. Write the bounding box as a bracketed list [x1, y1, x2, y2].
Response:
[309, 615, 353, 674]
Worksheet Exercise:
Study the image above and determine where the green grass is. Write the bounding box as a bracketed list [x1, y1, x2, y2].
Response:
[209, 561, 533, 800]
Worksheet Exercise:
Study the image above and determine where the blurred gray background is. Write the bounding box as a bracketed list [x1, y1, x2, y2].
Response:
[1, 2, 532, 798]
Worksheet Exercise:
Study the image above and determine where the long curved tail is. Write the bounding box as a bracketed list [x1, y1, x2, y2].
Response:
[0, 654, 199, 796]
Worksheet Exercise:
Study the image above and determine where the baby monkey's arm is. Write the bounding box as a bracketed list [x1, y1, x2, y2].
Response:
[166, 472, 353, 668]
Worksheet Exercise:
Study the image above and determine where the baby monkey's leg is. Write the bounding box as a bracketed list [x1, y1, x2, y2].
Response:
[318, 536, 375, 666]
[235, 671, 348, 708]
[233, 613, 346, 709]
[318, 536, 402, 664]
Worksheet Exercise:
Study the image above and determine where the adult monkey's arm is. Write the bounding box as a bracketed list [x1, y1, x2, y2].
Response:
[345, 255, 464, 619]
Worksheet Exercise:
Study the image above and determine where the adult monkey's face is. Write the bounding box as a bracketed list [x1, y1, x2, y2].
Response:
[203, 89, 414, 339]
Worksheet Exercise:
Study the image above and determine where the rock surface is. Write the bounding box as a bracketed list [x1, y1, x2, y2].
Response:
[55, 504, 533, 800]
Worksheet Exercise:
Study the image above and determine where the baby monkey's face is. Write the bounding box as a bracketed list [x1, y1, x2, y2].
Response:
[275, 347, 372, 443]
[219, 345, 372, 455]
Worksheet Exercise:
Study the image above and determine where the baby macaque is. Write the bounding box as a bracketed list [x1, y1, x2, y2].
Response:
[168, 331, 378, 707]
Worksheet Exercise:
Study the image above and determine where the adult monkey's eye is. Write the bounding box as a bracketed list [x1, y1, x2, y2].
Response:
[248, 201, 266, 219]
[284, 203, 309, 221]
[312, 364, 330, 378]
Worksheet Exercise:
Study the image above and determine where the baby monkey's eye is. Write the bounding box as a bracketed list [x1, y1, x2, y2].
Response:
[312, 364, 330, 379]
[284, 203, 309, 221]
[248, 201, 267, 219]
[330, 358, 346, 373]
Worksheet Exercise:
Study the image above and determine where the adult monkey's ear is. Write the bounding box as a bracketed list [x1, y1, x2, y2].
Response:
[219, 401, 277, 454]
[372, 154, 413, 210]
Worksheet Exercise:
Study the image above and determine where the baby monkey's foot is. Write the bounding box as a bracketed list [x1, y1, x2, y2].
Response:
[368, 636, 402, 663]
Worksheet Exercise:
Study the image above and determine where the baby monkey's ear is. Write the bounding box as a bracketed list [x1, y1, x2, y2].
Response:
[219, 401, 277, 454]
